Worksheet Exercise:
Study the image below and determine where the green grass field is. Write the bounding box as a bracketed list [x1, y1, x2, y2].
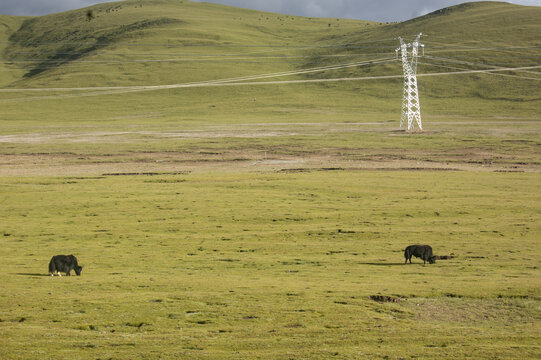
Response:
[0, 0, 540, 358]
[1, 171, 539, 358]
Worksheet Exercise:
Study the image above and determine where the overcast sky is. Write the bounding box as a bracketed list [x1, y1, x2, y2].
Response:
[1, 0, 540, 21]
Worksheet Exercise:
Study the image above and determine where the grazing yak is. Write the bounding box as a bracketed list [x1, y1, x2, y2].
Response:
[49, 255, 83, 276]
[404, 245, 436, 264]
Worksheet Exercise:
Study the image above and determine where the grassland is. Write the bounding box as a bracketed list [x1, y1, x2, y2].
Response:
[1, 171, 539, 359]
[0, 0, 540, 359]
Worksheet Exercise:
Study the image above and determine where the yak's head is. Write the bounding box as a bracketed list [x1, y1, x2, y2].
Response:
[74, 265, 83, 276]
[428, 256, 436, 264]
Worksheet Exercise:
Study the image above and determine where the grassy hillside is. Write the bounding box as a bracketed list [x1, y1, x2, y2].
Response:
[0, 15, 26, 85]
[2, 1, 539, 99]
[305, 1, 541, 107]
[2, 0, 371, 87]
[0, 0, 537, 137]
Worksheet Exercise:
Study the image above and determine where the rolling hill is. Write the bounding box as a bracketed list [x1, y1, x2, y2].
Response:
[0, 0, 539, 141]
[0, 0, 373, 87]
[1, 1, 539, 99]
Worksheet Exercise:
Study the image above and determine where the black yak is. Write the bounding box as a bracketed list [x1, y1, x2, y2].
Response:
[404, 245, 436, 264]
[49, 255, 83, 276]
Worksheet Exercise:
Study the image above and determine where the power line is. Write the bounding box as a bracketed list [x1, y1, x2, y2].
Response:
[2, 64, 540, 104]
[0, 57, 398, 93]
[420, 62, 541, 81]
[425, 55, 541, 76]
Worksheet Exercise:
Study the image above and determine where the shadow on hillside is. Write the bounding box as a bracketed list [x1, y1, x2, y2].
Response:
[357, 262, 405, 266]
[15, 272, 50, 277]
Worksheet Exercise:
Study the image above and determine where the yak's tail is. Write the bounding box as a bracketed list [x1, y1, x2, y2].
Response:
[48, 258, 56, 274]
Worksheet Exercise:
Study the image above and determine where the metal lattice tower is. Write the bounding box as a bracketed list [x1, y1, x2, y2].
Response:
[396, 33, 424, 131]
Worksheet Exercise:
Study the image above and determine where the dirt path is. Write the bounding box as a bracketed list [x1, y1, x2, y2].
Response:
[0, 152, 535, 177]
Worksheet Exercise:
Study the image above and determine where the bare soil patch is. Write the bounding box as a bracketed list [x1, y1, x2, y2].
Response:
[1, 151, 538, 177]
[370, 295, 403, 303]
[1, 121, 539, 176]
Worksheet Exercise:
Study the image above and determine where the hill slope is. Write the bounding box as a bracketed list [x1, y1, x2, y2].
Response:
[1, 0, 373, 87]
[0, 14, 26, 85]
[0, 0, 539, 120]
[305, 1, 541, 101]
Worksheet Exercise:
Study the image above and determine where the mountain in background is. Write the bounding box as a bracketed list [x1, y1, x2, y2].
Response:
[0, 0, 539, 117]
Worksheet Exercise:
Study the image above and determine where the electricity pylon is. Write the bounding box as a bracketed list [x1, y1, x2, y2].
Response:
[396, 33, 424, 131]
